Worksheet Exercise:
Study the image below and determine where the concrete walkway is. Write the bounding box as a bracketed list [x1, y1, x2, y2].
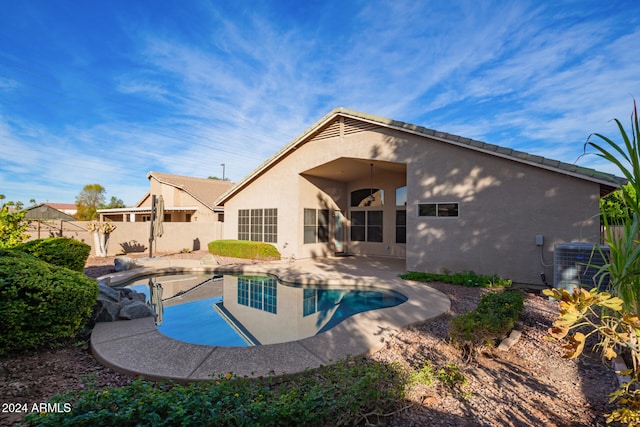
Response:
[91, 256, 451, 382]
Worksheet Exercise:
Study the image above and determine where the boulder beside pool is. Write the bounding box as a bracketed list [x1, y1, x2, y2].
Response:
[114, 256, 139, 272]
[91, 283, 154, 326]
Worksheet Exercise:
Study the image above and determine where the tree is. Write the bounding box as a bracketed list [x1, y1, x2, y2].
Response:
[104, 196, 125, 209]
[0, 202, 29, 248]
[75, 184, 106, 220]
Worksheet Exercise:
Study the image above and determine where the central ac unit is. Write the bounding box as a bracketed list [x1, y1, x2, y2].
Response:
[553, 242, 609, 291]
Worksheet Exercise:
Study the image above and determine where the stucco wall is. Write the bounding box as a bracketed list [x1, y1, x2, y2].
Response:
[223, 123, 602, 285]
[25, 220, 223, 256]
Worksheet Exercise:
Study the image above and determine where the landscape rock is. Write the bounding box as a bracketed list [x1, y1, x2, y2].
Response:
[91, 285, 153, 325]
[114, 256, 138, 272]
[200, 254, 219, 265]
[118, 300, 155, 320]
[97, 282, 121, 302]
[92, 299, 122, 324]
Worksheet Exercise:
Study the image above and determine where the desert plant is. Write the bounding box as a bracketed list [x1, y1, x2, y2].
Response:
[208, 239, 281, 260]
[14, 237, 91, 272]
[544, 100, 640, 424]
[0, 249, 98, 355]
[449, 290, 524, 356]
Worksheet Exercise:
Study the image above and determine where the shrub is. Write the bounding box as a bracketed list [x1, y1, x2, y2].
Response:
[208, 239, 281, 260]
[449, 290, 524, 355]
[0, 250, 98, 355]
[401, 270, 512, 288]
[14, 237, 91, 272]
[24, 358, 406, 426]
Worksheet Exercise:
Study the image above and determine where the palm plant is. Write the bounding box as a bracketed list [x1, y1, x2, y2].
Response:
[587, 100, 640, 315]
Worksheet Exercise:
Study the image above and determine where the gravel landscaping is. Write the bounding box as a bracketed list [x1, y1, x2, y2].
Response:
[0, 251, 620, 426]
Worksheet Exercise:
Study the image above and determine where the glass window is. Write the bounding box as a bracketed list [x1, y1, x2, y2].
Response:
[396, 186, 407, 206]
[304, 209, 331, 244]
[418, 204, 437, 217]
[418, 203, 459, 218]
[367, 211, 383, 242]
[263, 208, 278, 243]
[351, 189, 384, 207]
[438, 203, 459, 217]
[239, 208, 278, 242]
[318, 209, 330, 242]
[351, 210, 383, 242]
[396, 210, 406, 244]
[350, 211, 366, 241]
[250, 209, 263, 241]
[303, 208, 317, 244]
[238, 209, 250, 240]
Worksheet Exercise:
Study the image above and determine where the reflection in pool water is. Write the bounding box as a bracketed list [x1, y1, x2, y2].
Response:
[121, 273, 407, 346]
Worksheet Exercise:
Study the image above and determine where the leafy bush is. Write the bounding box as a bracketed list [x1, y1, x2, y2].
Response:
[208, 239, 281, 260]
[14, 237, 91, 272]
[449, 290, 524, 354]
[401, 270, 512, 288]
[0, 205, 29, 248]
[0, 250, 98, 355]
[25, 358, 406, 426]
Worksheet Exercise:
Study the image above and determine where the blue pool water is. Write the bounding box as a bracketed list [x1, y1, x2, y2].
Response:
[122, 273, 407, 347]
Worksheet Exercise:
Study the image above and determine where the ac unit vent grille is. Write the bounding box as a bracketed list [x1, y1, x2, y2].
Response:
[553, 242, 609, 291]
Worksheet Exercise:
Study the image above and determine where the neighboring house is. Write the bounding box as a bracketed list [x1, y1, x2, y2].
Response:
[23, 203, 76, 221]
[98, 172, 234, 223]
[22, 203, 76, 239]
[217, 108, 624, 285]
[44, 203, 77, 217]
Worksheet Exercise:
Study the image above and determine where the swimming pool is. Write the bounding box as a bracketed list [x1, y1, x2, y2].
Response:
[120, 273, 407, 346]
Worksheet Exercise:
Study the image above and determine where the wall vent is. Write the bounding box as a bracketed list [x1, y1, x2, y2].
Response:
[343, 117, 381, 135]
[553, 242, 609, 291]
[311, 119, 341, 141]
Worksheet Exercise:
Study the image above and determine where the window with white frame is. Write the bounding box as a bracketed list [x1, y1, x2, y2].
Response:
[238, 208, 278, 242]
[303, 208, 329, 244]
[238, 209, 250, 240]
[263, 208, 277, 243]
[351, 210, 383, 242]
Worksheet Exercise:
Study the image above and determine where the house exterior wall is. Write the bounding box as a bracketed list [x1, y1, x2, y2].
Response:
[224, 124, 602, 285]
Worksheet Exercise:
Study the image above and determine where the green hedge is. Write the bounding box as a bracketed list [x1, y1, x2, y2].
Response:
[14, 237, 91, 272]
[449, 290, 525, 351]
[0, 250, 98, 355]
[208, 240, 281, 260]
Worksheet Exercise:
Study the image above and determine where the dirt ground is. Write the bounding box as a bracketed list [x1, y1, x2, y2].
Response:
[0, 252, 621, 426]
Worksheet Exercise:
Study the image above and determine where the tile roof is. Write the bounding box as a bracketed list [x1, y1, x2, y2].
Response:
[148, 172, 234, 210]
[217, 108, 626, 204]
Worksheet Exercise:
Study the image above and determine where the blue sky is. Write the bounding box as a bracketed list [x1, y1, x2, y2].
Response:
[1, 1, 639, 206]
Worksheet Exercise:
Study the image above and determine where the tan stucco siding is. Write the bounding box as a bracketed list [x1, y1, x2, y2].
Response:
[223, 125, 602, 285]
[401, 136, 601, 285]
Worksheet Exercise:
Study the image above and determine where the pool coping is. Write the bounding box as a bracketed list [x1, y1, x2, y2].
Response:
[90, 256, 451, 382]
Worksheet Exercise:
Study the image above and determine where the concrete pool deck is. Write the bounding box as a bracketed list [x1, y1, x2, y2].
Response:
[90, 256, 451, 382]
